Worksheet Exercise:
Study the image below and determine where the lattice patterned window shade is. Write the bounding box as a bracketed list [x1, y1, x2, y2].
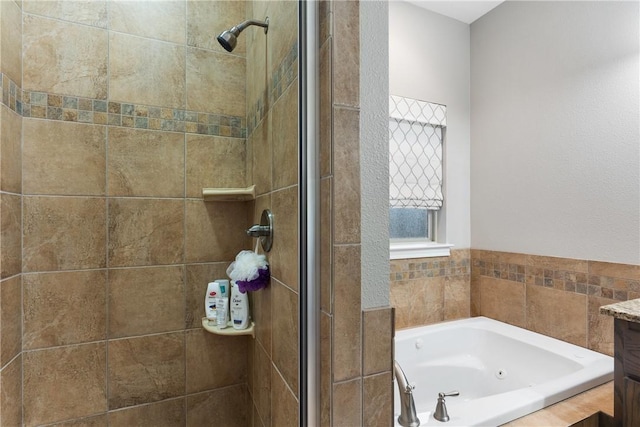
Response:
[389, 95, 446, 210]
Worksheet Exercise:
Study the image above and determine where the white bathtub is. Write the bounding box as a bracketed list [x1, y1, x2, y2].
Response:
[394, 317, 613, 426]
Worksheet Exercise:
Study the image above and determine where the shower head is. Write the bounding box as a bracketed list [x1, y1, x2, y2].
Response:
[217, 17, 269, 52]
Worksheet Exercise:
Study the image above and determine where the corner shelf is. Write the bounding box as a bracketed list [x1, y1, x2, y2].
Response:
[202, 317, 255, 338]
[202, 185, 256, 202]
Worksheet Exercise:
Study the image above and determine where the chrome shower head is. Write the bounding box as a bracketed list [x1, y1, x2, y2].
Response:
[217, 28, 240, 52]
[217, 17, 269, 52]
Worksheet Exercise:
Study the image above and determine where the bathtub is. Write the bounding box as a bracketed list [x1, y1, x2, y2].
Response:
[394, 317, 613, 426]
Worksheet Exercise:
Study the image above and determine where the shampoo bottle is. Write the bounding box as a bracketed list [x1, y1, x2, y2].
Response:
[205, 280, 230, 322]
[216, 296, 229, 329]
[217, 280, 230, 324]
[230, 282, 250, 330]
[205, 282, 219, 321]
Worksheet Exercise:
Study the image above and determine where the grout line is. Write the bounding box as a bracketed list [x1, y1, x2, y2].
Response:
[182, 1, 189, 405]
[20, 262, 232, 277]
[105, 10, 111, 408]
[20, 6, 25, 421]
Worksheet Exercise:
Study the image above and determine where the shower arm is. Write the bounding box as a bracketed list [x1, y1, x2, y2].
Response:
[234, 19, 269, 35]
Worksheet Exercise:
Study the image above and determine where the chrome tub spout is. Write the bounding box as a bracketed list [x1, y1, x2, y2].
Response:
[394, 360, 420, 427]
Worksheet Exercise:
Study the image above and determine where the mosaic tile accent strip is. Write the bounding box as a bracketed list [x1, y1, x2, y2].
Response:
[472, 250, 640, 301]
[473, 259, 527, 283]
[390, 252, 470, 282]
[0, 72, 246, 138]
[1, 73, 23, 115]
[247, 42, 298, 136]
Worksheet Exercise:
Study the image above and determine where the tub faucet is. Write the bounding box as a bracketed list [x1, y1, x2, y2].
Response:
[433, 391, 459, 422]
[394, 360, 420, 427]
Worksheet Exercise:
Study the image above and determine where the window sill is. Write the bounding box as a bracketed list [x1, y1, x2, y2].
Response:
[390, 240, 454, 260]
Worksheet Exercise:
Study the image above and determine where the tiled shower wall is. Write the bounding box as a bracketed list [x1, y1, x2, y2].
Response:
[320, 2, 394, 426]
[0, 0, 24, 425]
[391, 248, 640, 358]
[1, 1, 262, 425]
[245, 1, 301, 426]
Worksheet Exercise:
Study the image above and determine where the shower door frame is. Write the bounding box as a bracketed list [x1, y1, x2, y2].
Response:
[298, 1, 320, 426]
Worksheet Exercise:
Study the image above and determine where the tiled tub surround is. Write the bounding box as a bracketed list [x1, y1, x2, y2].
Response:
[390, 249, 471, 330]
[471, 250, 640, 356]
[392, 249, 639, 358]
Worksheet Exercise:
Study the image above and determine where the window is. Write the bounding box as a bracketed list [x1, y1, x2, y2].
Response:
[389, 95, 452, 259]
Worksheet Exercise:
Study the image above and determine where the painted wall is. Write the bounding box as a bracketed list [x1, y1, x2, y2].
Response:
[389, 1, 471, 249]
[470, 1, 640, 265]
[361, 0, 390, 308]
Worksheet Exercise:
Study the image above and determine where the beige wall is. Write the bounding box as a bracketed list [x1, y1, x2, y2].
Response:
[1, 1, 260, 425]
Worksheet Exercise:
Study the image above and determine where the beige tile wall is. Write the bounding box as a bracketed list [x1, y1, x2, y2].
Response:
[320, 1, 394, 425]
[390, 249, 471, 329]
[5, 1, 258, 425]
[471, 250, 640, 356]
[245, 1, 301, 426]
[0, 0, 23, 424]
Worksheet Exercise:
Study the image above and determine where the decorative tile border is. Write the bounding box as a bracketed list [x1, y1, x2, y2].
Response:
[1, 73, 22, 115]
[247, 42, 298, 136]
[390, 252, 470, 282]
[472, 250, 640, 301]
[2, 41, 299, 138]
[473, 259, 526, 283]
[0, 72, 246, 138]
[390, 249, 640, 302]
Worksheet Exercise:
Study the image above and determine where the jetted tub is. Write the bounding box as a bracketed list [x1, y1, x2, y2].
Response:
[394, 317, 613, 426]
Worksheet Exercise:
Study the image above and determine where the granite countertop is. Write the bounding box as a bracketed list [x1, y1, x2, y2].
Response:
[600, 298, 640, 323]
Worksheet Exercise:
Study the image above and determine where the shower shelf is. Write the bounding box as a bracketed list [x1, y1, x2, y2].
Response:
[202, 185, 256, 202]
[201, 317, 255, 338]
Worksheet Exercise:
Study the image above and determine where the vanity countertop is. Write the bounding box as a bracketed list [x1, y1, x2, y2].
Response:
[600, 298, 640, 323]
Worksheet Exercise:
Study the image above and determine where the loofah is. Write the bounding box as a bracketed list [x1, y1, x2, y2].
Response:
[226, 250, 270, 293]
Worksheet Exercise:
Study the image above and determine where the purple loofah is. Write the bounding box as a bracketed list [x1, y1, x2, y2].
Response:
[236, 266, 270, 293]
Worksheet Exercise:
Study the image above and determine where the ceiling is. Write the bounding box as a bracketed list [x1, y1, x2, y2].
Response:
[404, 1, 504, 24]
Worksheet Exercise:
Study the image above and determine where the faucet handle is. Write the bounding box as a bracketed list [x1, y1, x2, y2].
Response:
[403, 383, 415, 393]
[438, 391, 459, 398]
[434, 391, 459, 422]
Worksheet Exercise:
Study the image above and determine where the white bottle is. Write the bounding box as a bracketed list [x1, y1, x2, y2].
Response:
[216, 296, 229, 329]
[204, 282, 219, 321]
[204, 280, 230, 322]
[230, 282, 250, 330]
[217, 280, 230, 324]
